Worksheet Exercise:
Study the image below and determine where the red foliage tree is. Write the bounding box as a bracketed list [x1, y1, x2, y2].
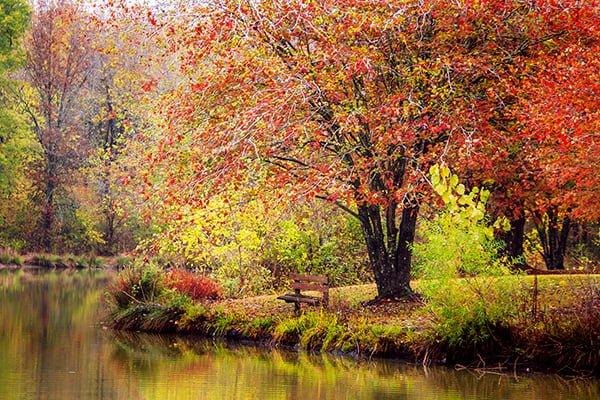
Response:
[462, 6, 600, 269]
[142, 0, 599, 297]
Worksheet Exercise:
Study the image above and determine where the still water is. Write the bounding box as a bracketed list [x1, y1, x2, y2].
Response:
[1, 270, 599, 400]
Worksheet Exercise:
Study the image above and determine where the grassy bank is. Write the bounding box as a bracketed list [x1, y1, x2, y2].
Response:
[103, 268, 600, 377]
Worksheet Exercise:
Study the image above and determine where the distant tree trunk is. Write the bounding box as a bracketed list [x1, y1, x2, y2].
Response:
[41, 155, 58, 251]
[534, 208, 571, 270]
[357, 202, 419, 299]
[508, 215, 526, 263]
[498, 214, 526, 268]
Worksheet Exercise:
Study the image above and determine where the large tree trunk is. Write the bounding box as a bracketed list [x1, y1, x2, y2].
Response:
[357, 202, 419, 299]
[508, 215, 526, 263]
[534, 208, 571, 270]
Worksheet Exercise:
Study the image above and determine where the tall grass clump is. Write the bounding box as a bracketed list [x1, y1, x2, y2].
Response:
[412, 165, 526, 360]
[0, 248, 22, 265]
[108, 262, 167, 309]
[115, 254, 133, 269]
[106, 262, 226, 332]
[273, 311, 339, 348]
[0, 253, 10, 264]
[31, 253, 59, 268]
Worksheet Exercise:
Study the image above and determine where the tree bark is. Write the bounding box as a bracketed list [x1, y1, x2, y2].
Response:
[357, 202, 419, 299]
[535, 208, 570, 270]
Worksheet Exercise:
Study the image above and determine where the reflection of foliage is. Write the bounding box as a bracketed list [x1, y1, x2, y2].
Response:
[0, 270, 114, 397]
[105, 332, 600, 400]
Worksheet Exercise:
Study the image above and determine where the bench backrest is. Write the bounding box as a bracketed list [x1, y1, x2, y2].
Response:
[289, 273, 328, 292]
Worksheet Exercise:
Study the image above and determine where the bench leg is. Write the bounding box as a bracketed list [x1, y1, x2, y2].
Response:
[294, 301, 300, 314]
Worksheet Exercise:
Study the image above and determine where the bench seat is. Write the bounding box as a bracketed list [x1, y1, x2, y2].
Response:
[277, 273, 329, 312]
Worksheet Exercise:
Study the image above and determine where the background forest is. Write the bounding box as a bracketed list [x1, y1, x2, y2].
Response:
[1, 0, 599, 297]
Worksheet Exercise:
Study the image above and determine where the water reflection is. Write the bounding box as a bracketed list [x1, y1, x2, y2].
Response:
[106, 333, 600, 400]
[1, 270, 599, 400]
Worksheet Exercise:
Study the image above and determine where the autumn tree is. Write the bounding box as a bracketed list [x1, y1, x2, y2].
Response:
[520, 41, 600, 270]
[460, 5, 600, 270]
[81, 1, 187, 254]
[0, 0, 29, 192]
[0, 0, 28, 70]
[11, 0, 97, 250]
[0, 0, 30, 249]
[141, 0, 598, 298]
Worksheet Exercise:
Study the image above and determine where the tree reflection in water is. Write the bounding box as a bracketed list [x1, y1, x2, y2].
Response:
[1, 270, 599, 400]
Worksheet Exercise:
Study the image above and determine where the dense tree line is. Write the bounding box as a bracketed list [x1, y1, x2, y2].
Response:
[0, 1, 599, 299]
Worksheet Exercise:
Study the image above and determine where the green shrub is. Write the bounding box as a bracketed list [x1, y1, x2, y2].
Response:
[210, 312, 240, 337]
[0, 248, 23, 266]
[241, 317, 277, 339]
[31, 253, 55, 268]
[86, 254, 105, 268]
[413, 165, 525, 356]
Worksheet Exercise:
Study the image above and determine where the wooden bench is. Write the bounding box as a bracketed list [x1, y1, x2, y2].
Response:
[277, 273, 329, 313]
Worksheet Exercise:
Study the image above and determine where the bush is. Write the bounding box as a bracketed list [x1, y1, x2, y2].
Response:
[31, 253, 61, 268]
[528, 276, 600, 374]
[85, 254, 105, 268]
[0, 248, 23, 266]
[413, 165, 525, 357]
[165, 269, 223, 301]
[10, 255, 22, 266]
[109, 262, 167, 308]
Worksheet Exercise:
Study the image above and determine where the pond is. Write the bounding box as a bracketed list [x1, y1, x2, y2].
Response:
[1, 270, 599, 400]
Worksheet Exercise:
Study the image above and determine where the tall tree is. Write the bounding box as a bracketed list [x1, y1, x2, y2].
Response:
[82, 1, 182, 254]
[12, 0, 96, 250]
[521, 39, 600, 270]
[0, 0, 29, 246]
[142, 0, 598, 298]
[461, 6, 600, 270]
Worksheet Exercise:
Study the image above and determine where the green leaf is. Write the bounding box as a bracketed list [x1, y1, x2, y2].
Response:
[441, 165, 450, 179]
[435, 183, 446, 196]
[450, 174, 459, 188]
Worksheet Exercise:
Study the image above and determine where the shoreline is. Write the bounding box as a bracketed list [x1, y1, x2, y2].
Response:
[104, 276, 600, 377]
[104, 307, 582, 377]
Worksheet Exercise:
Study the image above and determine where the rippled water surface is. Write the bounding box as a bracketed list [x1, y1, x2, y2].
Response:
[1, 270, 599, 400]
